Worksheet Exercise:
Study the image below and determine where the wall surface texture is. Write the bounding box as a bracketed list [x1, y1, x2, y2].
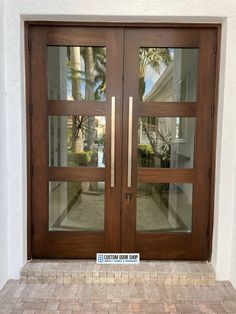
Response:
[0, 0, 8, 290]
[1, 0, 236, 288]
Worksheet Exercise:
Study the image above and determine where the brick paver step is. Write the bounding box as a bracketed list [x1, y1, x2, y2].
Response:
[20, 260, 215, 286]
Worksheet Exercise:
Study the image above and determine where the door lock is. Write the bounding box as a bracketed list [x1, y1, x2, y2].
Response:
[125, 192, 132, 204]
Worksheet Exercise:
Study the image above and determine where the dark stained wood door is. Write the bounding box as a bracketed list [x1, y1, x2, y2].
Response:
[29, 25, 217, 259]
[30, 26, 123, 258]
[121, 28, 217, 259]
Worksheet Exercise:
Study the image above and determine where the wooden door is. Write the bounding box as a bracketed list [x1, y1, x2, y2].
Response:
[30, 26, 123, 258]
[121, 27, 217, 259]
[29, 25, 217, 259]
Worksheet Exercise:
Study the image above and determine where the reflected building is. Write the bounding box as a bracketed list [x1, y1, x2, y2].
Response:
[137, 48, 198, 232]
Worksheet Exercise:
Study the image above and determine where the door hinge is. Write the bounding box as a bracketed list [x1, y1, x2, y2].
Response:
[28, 37, 32, 52]
[29, 103, 33, 115]
[214, 41, 217, 54]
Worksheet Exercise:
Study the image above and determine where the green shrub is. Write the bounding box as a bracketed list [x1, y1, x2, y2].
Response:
[68, 151, 97, 166]
[138, 144, 154, 157]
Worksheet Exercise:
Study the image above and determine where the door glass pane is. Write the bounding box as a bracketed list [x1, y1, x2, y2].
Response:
[139, 48, 198, 101]
[49, 116, 106, 167]
[49, 181, 105, 231]
[138, 117, 195, 168]
[137, 183, 192, 232]
[48, 46, 106, 101]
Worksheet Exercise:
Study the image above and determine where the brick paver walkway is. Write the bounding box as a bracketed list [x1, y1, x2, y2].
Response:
[1, 280, 236, 313]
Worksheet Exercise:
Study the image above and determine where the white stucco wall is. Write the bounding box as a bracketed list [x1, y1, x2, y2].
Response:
[1, 0, 236, 288]
[0, 0, 8, 290]
[211, 18, 236, 284]
[228, 19, 236, 282]
[230, 179, 236, 287]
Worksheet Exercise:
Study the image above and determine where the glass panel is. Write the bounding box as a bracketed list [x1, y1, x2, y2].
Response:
[138, 117, 195, 168]
[49, 181, 105, 231]
[49, 116, 106, 167]
[137, 183, 192, 232]
[139, 48, 198, 101]
[48, 46, 106, 101]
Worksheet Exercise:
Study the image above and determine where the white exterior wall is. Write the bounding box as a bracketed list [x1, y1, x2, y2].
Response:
[1, 0, 236, 287]
[0, 0, 8, 290]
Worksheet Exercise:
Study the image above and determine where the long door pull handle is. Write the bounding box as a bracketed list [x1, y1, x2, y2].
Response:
[128, 96, 133, 188]
[111, 96, 115, 187]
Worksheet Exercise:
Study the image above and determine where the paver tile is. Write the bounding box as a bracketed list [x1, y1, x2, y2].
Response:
[140, 302, 165, 312]
[45, 302, 59, 310]
[176, 303, 201, 312]
[0, 268, 236, 314]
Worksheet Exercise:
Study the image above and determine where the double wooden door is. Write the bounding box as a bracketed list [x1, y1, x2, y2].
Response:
[29, 25, 217, 259]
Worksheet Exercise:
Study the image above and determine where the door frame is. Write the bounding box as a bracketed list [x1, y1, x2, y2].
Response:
[25, 21, 221, 260]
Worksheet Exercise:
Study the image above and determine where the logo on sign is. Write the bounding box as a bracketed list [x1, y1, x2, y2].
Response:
[96, 253, 140, 264]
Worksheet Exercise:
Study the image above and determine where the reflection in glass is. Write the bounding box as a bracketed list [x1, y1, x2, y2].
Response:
[139, 48, 198, 101]
[48, 46, 106, 101]
[138, 117, 195, 168]
[49, 116, 106, 167]
[49, 181, 105, 231]
[137, 183, 192, 232]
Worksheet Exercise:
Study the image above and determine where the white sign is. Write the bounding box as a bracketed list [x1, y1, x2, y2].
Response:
[96, 253, 140, 264]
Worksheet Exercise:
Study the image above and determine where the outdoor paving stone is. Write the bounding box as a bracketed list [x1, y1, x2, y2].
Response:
[176, 303, 202, 312]
[164, 303, 177, 312]
[222, 300, 236, 312]
[58, 302, 81, 311]
[128, 302, 141, 311]
[23, 301, 47, 311]
[94, 301, 117, 311]
[140, 302, 165, 312]
[45, 302, 59, 310]
[2, 261, 236, 314]
[123, 284, 145, 301]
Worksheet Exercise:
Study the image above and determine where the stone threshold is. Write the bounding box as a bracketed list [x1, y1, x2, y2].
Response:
[20, 260, 215, 286]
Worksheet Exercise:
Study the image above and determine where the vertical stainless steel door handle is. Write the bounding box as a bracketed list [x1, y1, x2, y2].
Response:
[128, 96, 133, 188]
[111, 96, 115, 187]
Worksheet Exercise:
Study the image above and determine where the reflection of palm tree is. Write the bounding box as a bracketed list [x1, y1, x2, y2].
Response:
[84, 47, 95, 151]
[92, 47, 106, 100]
[139, 48, 171, 100]
[68, 47, 106, 101]
[68, 47, 106, 153]
[70, 115, 96, 153]
[69, 47, 83, 152]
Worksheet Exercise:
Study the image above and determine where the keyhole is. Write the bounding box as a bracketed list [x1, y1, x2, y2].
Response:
[125, 192, 132, 204]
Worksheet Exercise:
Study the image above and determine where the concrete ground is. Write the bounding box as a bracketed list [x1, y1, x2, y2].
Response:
[1, 279, 236, 313]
